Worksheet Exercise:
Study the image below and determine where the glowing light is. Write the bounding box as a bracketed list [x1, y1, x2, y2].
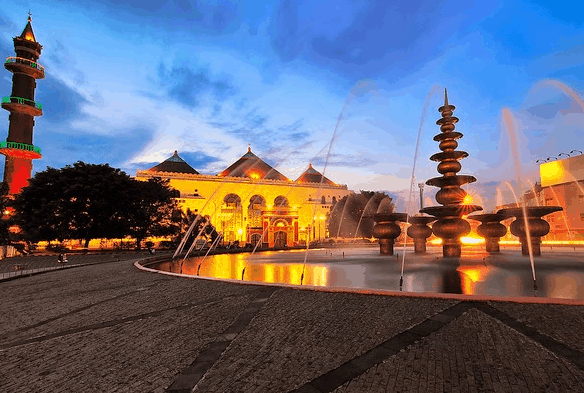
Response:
[457, 266, 491, 294]
[540, 160, 565, 187]
[24, 32, 34, 42]
[460, 236, 484, 245]
[462, 194, 473, 205]
[238, 228, 243, 235]
[248, 171, 261, 180]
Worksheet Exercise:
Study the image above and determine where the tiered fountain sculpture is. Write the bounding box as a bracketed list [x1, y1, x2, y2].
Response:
[371, 198, 407, 255]
[420, 89, 483, 257]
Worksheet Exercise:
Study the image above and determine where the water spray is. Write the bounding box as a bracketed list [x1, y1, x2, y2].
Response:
[400, 85, 441, 291]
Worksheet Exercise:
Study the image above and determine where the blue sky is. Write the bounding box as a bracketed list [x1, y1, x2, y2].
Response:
[1, 0, 584, 212]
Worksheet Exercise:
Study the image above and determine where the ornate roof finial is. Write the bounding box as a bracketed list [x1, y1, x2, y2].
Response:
[247, 143, 251, 153]
[28, 10, 32, 22]
[444, 88, 449, 106]
[173, 150, 178, 156]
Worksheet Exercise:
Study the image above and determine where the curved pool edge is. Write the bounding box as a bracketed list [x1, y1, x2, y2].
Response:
[134, 256, 584, 306]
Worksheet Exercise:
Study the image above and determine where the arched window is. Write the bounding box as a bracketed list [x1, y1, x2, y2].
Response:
[248, 195, 265, 227]
[321, 196, 326, 204]
[274, 195, 289, 208]
[223, 193, 242, 208]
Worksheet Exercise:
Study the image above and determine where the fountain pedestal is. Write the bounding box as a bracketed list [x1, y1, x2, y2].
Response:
[498, 207, 562, 256]
[371, 213, 407, 255]
[468, 213, 507, 253]
[406, 216, 435, 254]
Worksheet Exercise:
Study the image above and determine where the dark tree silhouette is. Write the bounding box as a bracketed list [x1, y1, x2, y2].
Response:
[178, 209, 219, 249]
[0, 182, 11, 246]
[11, 162, 179, 247]
[127, 177, 180, 248]
[327, 191, 394, 238]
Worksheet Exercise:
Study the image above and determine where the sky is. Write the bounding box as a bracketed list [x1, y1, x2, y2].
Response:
[1, 0, 584, 213]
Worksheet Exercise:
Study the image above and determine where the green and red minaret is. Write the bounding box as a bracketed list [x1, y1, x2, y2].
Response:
[1, 12, 44, 194]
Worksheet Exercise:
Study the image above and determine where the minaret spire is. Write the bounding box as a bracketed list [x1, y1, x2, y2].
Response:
[444, 88, 449, 106]
[1, 15, 44, 193]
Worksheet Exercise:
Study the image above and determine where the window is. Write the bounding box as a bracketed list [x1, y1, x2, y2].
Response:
[321, 196, 326, 204]
[579, 195, 584, 203]
[580, 213, 584, 221]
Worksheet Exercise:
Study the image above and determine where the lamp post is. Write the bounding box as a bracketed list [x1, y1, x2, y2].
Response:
[418, 182, 424, 211]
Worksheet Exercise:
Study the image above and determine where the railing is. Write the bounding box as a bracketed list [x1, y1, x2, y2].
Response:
[0, 141, 41, 154]
[2, 96, 42, 110]
[5, 56, 44, 72]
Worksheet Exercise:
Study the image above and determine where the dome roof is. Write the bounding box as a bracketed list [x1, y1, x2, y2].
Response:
[219, 147, 289, 181]
[295, 163, 335, 185]
[147, 151, 199, 174]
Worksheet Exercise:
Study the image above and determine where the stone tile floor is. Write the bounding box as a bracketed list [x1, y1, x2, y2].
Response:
[0, 252, 583, 392]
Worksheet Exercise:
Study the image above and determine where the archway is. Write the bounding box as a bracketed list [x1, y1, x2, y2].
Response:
[274, 231, 287, 248]
[222, 193, 243, 243]
[248, 195, 265, 228]
[274, 195, 289, 208]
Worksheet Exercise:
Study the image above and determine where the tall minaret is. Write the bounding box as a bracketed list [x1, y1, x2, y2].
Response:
[1, 12, 44, 194]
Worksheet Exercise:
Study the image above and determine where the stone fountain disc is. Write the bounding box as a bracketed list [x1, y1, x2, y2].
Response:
[433, 131, 463, 141]
[426, 175, 477, 187]
[497, 206, 563, 218]
[467, 212, 507, 223]
[371, 212, 408, 222]
[420, 205, 483, 218]
[429, 150, 469, 162]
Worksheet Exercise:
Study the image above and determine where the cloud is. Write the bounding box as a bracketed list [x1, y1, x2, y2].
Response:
[312, 153, 376, 168]
[156, 62, 237, 110]
[36, 75, 90, 124]
[179, 151, 222, 170]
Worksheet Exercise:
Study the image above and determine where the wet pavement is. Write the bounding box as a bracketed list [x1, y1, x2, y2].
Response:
[150, 245, 584, 301]
[0, 250, 583, 392]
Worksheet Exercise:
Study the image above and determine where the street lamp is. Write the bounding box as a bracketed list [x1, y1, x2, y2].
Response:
[418, 182, 424, 211]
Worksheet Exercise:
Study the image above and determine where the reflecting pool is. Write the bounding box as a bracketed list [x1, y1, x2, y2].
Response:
[147, 245, 584, 301]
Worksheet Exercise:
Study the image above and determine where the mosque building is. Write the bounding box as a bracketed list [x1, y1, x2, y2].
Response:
[135, 148, 353, 247]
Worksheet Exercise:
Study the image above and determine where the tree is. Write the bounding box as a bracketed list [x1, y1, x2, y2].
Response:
[0, 182, 11, 246]
[177, 209, 219, 249]
[327, 191, 394, 238]
[11, 162, 180, 248]
[127, 177, 181, 247]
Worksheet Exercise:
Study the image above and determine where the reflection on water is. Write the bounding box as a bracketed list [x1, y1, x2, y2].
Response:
[546, 273, 584, 299]
[148, 247, 584, 300]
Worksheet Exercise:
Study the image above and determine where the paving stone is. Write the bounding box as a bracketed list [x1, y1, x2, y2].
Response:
[332, 308, 584, 393]
[2, 252, 584, 393]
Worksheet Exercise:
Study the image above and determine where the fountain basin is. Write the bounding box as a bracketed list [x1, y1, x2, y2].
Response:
[143, 245, 584, 301]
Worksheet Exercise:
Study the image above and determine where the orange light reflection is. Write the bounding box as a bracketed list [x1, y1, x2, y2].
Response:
[457, 265, 491, 295]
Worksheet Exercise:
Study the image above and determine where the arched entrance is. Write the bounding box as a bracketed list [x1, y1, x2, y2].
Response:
[222, 193, 243, 243]
[251, 233, 262, 247]
[274, 231, 287, 248]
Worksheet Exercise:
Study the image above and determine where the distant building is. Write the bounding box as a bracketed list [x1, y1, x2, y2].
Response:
[526, 154, 584, 240]
[135, 148, 353, 247]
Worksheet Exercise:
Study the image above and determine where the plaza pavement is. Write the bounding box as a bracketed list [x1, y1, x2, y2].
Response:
[0, 251, 583, 393]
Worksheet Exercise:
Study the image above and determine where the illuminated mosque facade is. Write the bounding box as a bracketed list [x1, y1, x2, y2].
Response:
[136, 148, 353, 247]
